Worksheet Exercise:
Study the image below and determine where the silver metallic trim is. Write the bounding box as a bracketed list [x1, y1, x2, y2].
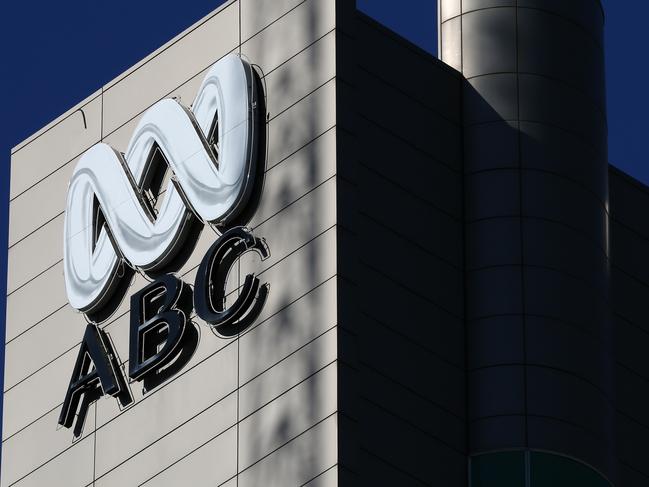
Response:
[64, 54, 261, 314]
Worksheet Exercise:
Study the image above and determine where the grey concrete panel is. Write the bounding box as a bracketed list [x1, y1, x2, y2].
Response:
[7, 214, 63, 294]
[302, 466, 337, 486]
[10, 94, 102, 200]
[4, 435, 94, 487]
[102, 2, 238, 134]
[468, 316, 525, 369]
[240, 330, 336, 419]
[520, 121, 608, 201]
[465, 121, 520, 172]
[101, 63, 210, 146]
[4, 303, 86, 391]
[241, 0, 335, 78]
[1, 407, 95, 487]
[240, 307, 336, 404]
[219, 478, 238, 487]
[2, 345, 77, 440]
[246, 179, 336, 279]
[261, 30, 336, 121]
[237, 414, 337, 487]
[241, 203, 337, 290]
[232, 244, 336, 374]
[249, 130, 336, 228]
[240, 0, 303, 42]
[8, 159, 73, 247]
[466, 170, 521, 221]
[440, 17, 462, 72]
[467, 218, 522, 270]
[239, 363, 336, 470]
[518, 8, 605, 109]
[237, 230, 336, 344]
[469, 366, 526, 420]
[138, 426, 237, 487]
[465, 73, 518, 125]
[96, 396, 237, 486]
[462, 8, 517, 78]
[470, 415, 526, 452]
[6, 262, 66, 342]
[94, 344, 237, 476]
[266, 80, 336, 170]
[467, 266, 523, 320]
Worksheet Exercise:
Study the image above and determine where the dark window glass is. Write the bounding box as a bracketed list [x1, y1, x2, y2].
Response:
[530, 452, 610, 487]
[471, 451, 526, 487]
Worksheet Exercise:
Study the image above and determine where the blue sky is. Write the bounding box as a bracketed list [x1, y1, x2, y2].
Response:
[0, 0, 646, 434]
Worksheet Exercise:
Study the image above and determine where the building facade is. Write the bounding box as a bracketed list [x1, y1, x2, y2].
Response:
[2, 0, 649, 486]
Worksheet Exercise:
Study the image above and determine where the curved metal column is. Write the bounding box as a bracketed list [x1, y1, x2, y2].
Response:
[440, 0, 615, 482]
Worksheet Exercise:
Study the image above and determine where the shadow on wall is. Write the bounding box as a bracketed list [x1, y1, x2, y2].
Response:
[463, 74, 615, 481]
[234, 0, 331, 484]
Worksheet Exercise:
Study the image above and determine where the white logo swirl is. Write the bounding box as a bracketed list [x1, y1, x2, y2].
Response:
[64, 54, 263, 315]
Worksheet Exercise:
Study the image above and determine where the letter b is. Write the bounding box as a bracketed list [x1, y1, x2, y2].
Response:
[129, 274, 198, 390]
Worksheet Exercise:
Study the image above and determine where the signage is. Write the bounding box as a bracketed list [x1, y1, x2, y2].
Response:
[58, 54, 269, 436]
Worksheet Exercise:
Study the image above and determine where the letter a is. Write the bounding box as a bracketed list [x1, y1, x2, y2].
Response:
[59, 324, 131, 437]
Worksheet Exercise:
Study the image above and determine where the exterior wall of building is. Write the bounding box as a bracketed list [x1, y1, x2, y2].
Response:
[3, 1, 340, 485]
[336, 7, 466, 485]
[609, 167, 649, 487]
[6, 1, 649, 486]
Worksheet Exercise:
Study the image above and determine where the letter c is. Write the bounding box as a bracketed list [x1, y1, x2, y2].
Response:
[194, 227, 269, 336]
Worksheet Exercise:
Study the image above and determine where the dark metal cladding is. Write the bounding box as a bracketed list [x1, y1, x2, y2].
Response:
[440, 0, 614, 481]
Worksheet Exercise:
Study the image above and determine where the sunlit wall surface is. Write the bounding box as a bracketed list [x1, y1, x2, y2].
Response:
[3, 1, 340, 484]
